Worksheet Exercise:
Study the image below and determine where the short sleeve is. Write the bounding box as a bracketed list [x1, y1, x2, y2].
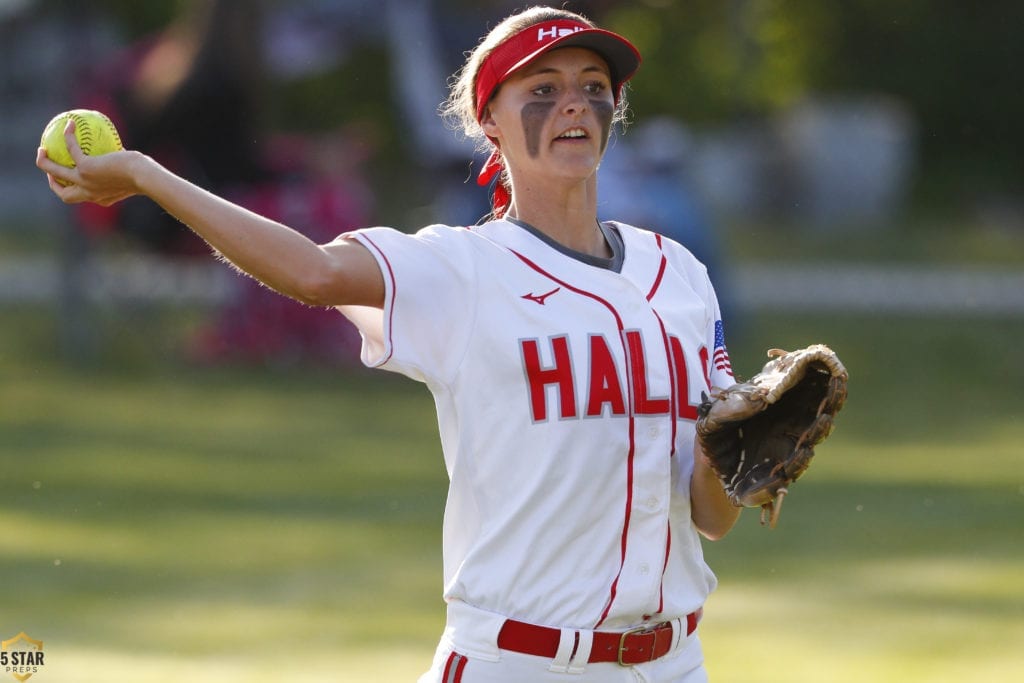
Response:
[338, 225, 479, 386]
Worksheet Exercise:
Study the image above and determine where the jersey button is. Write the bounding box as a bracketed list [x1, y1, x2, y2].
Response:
[646, 425, 660, 438]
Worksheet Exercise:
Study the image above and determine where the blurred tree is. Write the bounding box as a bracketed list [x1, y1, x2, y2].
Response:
[83, 0, 1022, 201]
[603, 0, 827, 121]
[602, 0, 1022, 195]
[815, 0, 1024, 193]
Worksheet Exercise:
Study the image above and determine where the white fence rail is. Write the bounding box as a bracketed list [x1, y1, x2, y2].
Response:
[2, 256, 1024, 315]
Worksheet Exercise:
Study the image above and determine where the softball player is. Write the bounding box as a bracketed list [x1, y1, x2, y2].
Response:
[37, 6, 741, 681]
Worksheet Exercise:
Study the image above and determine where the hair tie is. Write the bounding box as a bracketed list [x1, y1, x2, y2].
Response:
[477, 146, 511, 218]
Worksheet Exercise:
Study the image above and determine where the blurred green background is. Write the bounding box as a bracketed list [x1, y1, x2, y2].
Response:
[2, 1, 1023, 682]
[3, 312, 1022, 682]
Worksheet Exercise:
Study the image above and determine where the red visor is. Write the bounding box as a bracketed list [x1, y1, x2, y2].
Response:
[474, 19, 641, 122]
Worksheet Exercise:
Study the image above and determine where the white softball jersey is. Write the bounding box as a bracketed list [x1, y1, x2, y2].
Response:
[339, 218, 735, 632]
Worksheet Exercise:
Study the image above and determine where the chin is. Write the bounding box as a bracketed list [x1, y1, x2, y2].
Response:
[553, 157, 601, 182]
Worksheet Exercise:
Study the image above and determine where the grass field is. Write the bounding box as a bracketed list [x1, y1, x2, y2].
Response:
[1, 306, 1022, 682]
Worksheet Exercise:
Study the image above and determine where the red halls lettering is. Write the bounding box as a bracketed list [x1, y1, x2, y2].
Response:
[669, 337, 709, 421]
[521, 334, 706, 422]
[521, 336, 576, 421]
[625, 330, 670, 416]
[586, 334, 627, 417]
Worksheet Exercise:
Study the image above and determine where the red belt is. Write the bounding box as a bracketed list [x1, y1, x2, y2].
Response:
[497, 609, 702, 666]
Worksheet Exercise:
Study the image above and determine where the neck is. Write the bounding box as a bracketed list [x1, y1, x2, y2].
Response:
[505, 176, 608, 258]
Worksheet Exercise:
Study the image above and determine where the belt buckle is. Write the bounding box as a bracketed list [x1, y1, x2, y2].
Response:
[617, 626, 654, 666]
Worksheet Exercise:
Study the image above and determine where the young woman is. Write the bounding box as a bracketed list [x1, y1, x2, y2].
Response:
[38, 6, 741, 681]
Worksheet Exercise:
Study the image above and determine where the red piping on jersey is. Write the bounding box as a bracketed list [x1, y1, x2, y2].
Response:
[649, 267, 677, 611]
[648, 233, 676, 613]
[509, 248, 637, 629]
[645, 235, 675, 442]
[646, 240, 668, 301]
[649, 236, 679, 609]
[648, 236, 676, 454]
[355, 233, 398, 367]
[651, 309, 678, 457]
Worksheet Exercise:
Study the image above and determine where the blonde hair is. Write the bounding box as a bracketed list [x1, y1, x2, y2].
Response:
[440, 6, 630, 152]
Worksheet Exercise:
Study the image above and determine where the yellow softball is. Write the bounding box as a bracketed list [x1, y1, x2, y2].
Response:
[40, 109, 123, 185]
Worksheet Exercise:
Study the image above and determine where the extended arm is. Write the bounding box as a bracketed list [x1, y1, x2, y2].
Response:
[36, 121, 384, 308]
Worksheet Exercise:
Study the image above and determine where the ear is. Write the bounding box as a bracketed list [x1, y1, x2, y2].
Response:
[479, 105, 501, 138]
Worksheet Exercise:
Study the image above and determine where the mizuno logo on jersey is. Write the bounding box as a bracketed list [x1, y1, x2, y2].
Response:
[521, 287, 561, 305]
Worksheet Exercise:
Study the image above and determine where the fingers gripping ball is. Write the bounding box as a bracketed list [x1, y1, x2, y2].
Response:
[40, 109, 123, 186]
[696, 344, 849, 528]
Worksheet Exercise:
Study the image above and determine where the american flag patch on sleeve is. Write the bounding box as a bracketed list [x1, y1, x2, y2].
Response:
[713, 320, 733, 375]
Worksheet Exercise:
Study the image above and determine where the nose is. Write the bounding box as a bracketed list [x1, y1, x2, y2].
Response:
[561, 84, 589, 116]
